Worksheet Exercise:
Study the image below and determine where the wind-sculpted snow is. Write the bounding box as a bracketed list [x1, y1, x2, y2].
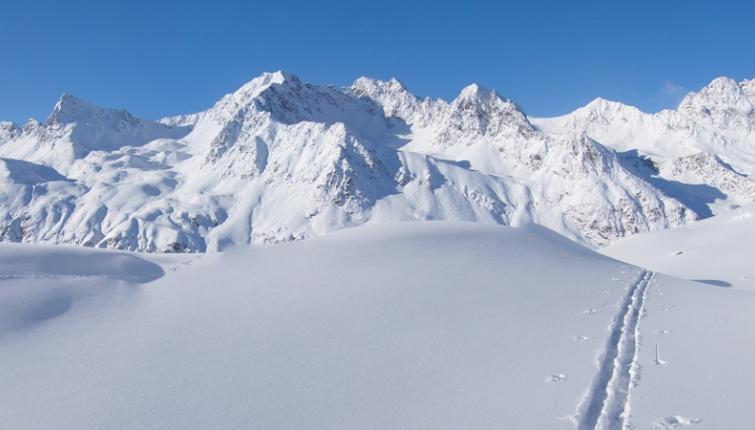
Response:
[3, 71, 754, 251]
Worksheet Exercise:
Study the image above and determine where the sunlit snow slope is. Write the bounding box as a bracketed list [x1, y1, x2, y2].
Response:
[1, 222, 753, 429]
[603, 203, 755, 289]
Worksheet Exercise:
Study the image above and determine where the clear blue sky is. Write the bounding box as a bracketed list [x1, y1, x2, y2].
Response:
[3, 0, 754, 123]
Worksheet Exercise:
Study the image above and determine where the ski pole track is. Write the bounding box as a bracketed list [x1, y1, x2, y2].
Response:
[577, 270, 653, 430]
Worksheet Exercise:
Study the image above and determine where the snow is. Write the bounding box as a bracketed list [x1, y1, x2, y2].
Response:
[0, 71, 712, 252]
[602, 203, 755, 289]
[599, 205, 755, 426]
[1, 69, 754, 428]
[531, 77, 755, 219]
[1, 222, 753, 428]
[0, 222, 652, 428]
[0, 94, 190, 174]
[622, 273, 755, 429]
[0, 157, 69, 185]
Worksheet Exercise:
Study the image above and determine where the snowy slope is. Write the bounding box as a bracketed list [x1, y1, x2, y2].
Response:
[0, 72, 702, 251]
[602, 203, 755, 289]
[532, 78, 755, 217]
[1, 222, 752, 429]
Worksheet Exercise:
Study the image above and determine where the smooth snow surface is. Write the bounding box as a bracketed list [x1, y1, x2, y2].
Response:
[602, 203, 755, 289]
[623, 273, 755, 429]
[1, 222, 752, 429]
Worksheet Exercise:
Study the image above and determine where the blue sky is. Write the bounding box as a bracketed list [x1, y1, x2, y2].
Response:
[2, 0, 754, 123]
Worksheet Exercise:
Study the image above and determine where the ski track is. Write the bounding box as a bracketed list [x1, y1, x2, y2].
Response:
[577, 270, 653, 430]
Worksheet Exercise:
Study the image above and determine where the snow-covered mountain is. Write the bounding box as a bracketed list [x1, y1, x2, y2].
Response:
[2, 71, 754, 252]
[0, 94, 191, 174]
[533, 77, 755, 215]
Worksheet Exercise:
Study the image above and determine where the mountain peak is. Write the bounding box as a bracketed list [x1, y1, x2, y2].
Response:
[678, 76, 753, 117]
[457, 83, 494, 101]
[47, 93, 100, 125]
[348, 76, 420, 120]
[261, 70, 299, 85]
[682, 76, 743, 101]
[706, 76, 739, 90]
[245, 70, 300, 89]
[586, 96, 618, 106]
[454, 83, 525, 117]
[581, 97, 640, 114]
[387, 77, 407, 90]
[216, 70, 303, 112]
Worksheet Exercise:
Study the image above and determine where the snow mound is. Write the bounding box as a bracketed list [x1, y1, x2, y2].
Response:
[0, 243, 164, 283]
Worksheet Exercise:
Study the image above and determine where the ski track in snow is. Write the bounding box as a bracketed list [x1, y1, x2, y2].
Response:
[577, 270, 653, 430]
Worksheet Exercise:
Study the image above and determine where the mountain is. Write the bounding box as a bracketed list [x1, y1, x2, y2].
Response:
[0, 94, 191, 174]
[3, 222, 755, 428]
[351, 78, 694, 245]
[532, 77, 755, 215]
[4, 72, 755, 252]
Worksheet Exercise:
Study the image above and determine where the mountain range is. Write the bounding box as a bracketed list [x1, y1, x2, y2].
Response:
[2, 71, 754, 252]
